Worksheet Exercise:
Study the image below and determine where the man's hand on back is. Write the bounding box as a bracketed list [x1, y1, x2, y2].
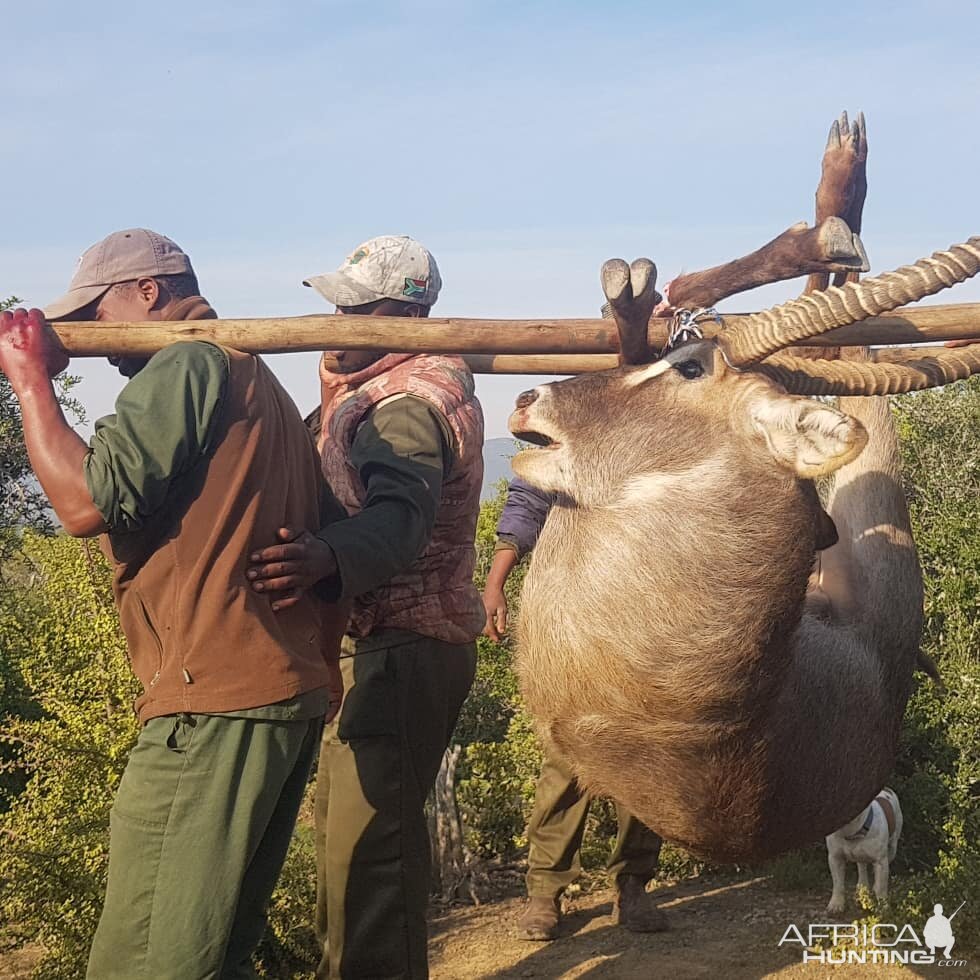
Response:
[0, 308, 70, 388]
[248, 526, 339, 611]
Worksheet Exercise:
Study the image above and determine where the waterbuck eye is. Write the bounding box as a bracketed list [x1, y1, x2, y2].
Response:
[675, 359, 704, 380]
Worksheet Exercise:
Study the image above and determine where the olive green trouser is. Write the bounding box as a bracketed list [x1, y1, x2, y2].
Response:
[525, 752, 663, 900]
[314, 632, 477, 980]
[87, 712, 321, 980]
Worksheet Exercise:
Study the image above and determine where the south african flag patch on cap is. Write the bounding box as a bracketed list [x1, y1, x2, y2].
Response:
[403, 277, 427, 298]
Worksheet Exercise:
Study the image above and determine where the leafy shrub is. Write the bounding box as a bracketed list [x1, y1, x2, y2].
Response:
[888, 380, 980, 947]
[254, 816, 320, 979]
[0, 534, 138, 978]
[458, 707, 542, 857]
[454, 480, 543, 856]
[763, 384, 980, 943]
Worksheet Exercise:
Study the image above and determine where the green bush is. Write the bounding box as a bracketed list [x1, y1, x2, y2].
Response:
[759, 385, 980, 942]
[888, 379, 980, 947]
[0, 536, 327, 979]
[0, 534, 138, 978]
[254, 816, 320, 979]
[455, 481, 520, 746]
[454, 479, 543, 856]
[458, 707, 542, 857]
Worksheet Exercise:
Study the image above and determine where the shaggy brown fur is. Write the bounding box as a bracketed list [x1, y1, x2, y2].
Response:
[510, 347, 920, 861]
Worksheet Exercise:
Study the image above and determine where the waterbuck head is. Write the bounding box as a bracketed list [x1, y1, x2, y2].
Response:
[509, 343, 865, 511]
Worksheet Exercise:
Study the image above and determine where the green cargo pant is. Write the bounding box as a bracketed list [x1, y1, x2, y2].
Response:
[314, 632, 476, 980]
[525, 752, 663, 900]
[87, 711, 321, 980]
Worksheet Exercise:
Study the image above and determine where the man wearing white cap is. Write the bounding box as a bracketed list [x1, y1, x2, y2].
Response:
[248, 235, 485, 979]
[0, 229, 348, 979]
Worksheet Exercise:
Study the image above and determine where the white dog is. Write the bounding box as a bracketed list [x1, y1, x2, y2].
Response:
[825, 787, 902, 913]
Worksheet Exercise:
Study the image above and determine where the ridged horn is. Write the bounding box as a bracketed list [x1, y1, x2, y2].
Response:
[718, 238, 980, 367]
[756, 343, 980, 395]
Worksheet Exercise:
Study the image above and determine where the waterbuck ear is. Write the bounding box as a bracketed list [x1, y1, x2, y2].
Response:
[750, 399, 868, 478]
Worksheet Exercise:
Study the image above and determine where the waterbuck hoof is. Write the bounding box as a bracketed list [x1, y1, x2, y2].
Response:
[601, 258, 632, 304]
[819, 218, 870, 272]
[629, 258, 659, 310]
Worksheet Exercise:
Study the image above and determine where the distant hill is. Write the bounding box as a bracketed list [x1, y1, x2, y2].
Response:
[482, 437, 519, 500]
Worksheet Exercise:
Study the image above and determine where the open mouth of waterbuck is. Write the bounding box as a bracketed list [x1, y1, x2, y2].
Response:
[508, 416, 565, 489]
[508, 387, 566, 453]
[513, 427, 560, 450]
[508, 401, 562, 452]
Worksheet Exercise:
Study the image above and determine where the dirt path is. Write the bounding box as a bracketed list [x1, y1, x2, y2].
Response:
[2, 875, 974, 978]
[430, 875, 978, 980]
[0, 946, 41, 980]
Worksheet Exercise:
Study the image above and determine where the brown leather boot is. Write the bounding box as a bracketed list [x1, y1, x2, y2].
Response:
[613, 875, 670, 932]
[517, 896, 561, 941]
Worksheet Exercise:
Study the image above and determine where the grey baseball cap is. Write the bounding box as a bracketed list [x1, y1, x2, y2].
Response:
[45, 228, 195, 320]
[304, 235, 441, 309]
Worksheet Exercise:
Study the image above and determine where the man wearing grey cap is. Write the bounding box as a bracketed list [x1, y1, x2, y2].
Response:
[248, 235, 485, 979]
[0, 229, 348, 979]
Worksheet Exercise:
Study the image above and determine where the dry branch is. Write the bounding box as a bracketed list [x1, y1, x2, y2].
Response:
[427, 745, 485, 905]
[463, 354, 618, 374]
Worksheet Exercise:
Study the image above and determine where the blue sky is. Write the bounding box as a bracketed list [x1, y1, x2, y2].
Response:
[3, 0, 978, 437]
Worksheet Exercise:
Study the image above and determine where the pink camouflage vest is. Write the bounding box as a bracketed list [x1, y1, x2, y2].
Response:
[319, 353, 486, 644]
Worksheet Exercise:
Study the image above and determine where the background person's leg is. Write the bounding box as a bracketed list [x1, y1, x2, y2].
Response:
[608, 804, 663, 884]
[524, 754, 591, 900]
[518, 754, 591, 940]
[609, 802, 669, 933]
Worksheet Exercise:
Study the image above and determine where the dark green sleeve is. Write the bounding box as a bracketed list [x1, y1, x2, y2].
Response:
[319, 474, 348, 528]
[315, 394, 453, 600]
[83, 342, 229, 532]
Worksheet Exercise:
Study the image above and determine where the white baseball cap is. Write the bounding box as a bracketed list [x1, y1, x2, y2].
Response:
[45, 229, 194, 320]
[304, 235, 441, 309]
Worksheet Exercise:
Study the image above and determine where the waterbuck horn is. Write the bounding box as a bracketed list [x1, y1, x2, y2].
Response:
[717, 238, 980, 368]
[757, 343, 980, 395]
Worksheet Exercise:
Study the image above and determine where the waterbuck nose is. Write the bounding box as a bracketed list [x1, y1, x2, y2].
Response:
[516, 389, 539, 409]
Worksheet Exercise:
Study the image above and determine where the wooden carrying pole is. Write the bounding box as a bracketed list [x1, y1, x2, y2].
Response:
[51, 302, 980, 375]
